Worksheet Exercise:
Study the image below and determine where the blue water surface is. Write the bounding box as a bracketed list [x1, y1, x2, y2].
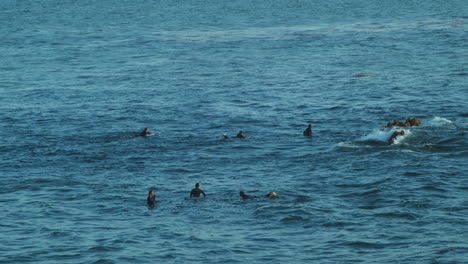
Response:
[1, 0, 467, 263]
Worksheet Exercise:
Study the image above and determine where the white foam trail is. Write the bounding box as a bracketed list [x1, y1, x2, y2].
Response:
[337, 142, 360, 148]
[428, 116, 454, 127]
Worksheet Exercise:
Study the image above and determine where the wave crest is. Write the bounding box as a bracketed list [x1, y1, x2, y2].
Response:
[360, 128, 411, 145]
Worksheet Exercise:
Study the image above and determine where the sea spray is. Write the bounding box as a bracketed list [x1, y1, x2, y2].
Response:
[360, 128, 411, 144]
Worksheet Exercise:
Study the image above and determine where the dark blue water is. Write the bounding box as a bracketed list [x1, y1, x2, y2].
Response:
[1, 0, 467, 263]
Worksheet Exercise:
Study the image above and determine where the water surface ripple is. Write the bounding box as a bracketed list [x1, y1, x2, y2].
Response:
[1, 0, 467, 263]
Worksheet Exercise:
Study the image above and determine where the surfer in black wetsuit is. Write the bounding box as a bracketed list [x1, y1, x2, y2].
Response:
[388, 130, 405, 145]
[240, 191, 277, 199]
[147, 190, 156, 205]
[222, 131, 246, 139]
[140, 128, 151, 137]
[190, 183, 206, 198]
[235, 131, 246, 138]
[303, 124, 312, 136]
[240, 191, 251, 199]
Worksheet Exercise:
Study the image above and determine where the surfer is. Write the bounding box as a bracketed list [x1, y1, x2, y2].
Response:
[266, 192, 278, 198]
[190, 183, 206, 198]
[388, 130, 405, 145]
[147, 190, 156, 205]
[235, 131, 246, 138]
[222, 131, 246, 139]
[140, 127, 151, 136]
[240, 191, 251, 199]
[303, 124, 313, 136]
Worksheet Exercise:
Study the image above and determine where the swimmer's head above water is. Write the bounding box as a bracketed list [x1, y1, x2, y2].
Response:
[303, 124, 313, 136]
[140, 128, 151, 136]
[147, 190, 156, 205]
[235, 131, 245, 138]
[266, 192, 278, 198]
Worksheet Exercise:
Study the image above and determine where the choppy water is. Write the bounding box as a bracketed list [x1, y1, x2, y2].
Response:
[1, 0, 467, 263]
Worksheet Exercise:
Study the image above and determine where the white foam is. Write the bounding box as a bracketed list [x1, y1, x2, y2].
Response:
[360, 128, 411, 144]
[361, 128, 393, 142]
[392, 129, 411, 145]
[337, 142, 360, 148]
[428, 116, 454, 127]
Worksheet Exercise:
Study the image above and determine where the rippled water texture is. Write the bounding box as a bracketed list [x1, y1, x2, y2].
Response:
[1, 0, 467, 263]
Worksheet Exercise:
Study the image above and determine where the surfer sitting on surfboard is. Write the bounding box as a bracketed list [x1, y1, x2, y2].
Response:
[190, 183, 206, 198]
[140, 128, 151, 136]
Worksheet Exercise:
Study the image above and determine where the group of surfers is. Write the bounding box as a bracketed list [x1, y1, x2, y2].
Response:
[141, 117, 419, 145]
[147, 183, 278, 206]
[140, 124, 314, 138]
[144, 118, 421, 205]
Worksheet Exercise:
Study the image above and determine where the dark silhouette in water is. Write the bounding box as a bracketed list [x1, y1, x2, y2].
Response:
[147, 190, 156, 205]
[303, 124, 313, 136]
[386, 117, 421, 128]
[240, 191, 251, 199]
[222, 131, 246, 139]
[240, 191, 277, 199]
[388, 130, 405, 145]
[235, 131, 246, 138]
[140, 128, 151, 136]
[383, 117, 420, 144]
[190, 183, 206, 198]
[266, 192, 278, 198]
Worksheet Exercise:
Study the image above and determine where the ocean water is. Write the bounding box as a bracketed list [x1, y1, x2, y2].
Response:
[1, 0, 467, 263]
